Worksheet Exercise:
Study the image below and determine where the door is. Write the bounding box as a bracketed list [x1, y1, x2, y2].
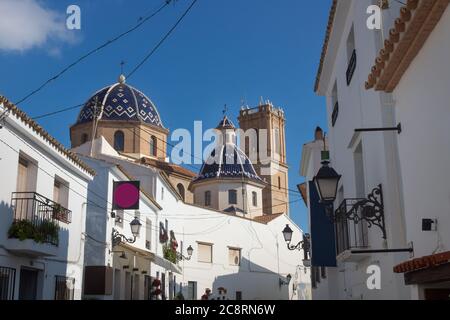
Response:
[424, 289, 450, 300]
[113, 269, 121, 300]
[124, 272, 131, 300]
[19, 268, 38, 300]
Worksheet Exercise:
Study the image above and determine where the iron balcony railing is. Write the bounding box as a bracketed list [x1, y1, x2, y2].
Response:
[334, 198, 370, 256]
[10, 192, 72, 246]
[346, 49, 357, 85]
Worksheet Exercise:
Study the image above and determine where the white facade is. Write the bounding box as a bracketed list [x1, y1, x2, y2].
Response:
[309, 0, 411, 300]
[308, 0, 450, 300]
[0, 100, 94, 300]
[74, 137, 311, 300]
[389, 4, 450, 299]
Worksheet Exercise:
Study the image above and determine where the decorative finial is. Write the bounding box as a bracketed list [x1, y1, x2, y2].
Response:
[119, 61, 126, 84]
[223, 104, 228, 117]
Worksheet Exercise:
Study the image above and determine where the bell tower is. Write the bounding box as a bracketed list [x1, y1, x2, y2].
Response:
[238, 101, 289, 215]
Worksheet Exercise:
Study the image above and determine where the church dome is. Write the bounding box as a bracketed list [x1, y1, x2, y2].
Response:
[193, 143, 263, 184]
[75, 75, 164, 128]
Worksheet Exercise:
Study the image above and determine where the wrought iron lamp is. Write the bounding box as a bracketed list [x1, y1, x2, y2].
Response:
[112, 217, 142, 246]
[177, 245, 194, 261]
[313, 160, 341, 204]
[282, 225, 311, 265]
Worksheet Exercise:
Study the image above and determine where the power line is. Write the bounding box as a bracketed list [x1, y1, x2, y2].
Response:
[14, 0, 172, 106]
[126, 0, 199, 79]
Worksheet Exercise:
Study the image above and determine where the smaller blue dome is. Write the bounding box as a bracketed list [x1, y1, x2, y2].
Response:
[193, 143, 263, 184]
[76, 75, 164, 128]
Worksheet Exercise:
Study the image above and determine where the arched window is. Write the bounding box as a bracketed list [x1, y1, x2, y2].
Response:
[252, 191, 257, 207]
[204, 191, 211, 207]
[81, 133, 88, 144]
[177, 183, 185, 201]
[278, 176, 281, 190]
[114, 130, 125, 152]
[228, 189, 237, 205]
[150, 136, 157, 157]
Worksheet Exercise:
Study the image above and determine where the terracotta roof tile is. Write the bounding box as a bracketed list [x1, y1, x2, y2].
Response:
[253, 213, 284, 224]
[0, 96, 95, 176]
[314, 0, 338, 93]
[394, 251, 450, 274]
[138, 157, 197, 178]
[366, 0, 449, 92]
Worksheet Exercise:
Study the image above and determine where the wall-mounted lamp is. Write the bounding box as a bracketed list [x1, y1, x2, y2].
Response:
[112, 217, 142, 246]
[177, 245, 194, 261]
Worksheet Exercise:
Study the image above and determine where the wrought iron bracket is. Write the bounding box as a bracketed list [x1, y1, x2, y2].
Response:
[112, 228, 136, 246]
[176, 252, 191, 261]
[334, 184, 387, 239]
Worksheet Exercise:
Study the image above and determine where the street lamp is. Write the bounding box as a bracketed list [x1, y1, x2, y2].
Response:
[177, 245, 194, 261]
[112, 217, 142, 246]
[313, 161, 341, 204]
[282, 224, 311, 266]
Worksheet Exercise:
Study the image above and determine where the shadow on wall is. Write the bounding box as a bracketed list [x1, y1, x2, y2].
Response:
[207, 257, 290, 300]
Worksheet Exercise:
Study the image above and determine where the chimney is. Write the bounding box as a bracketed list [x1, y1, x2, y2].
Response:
[314, 127, 324, 141]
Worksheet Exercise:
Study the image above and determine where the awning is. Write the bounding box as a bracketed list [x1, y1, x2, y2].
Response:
[117, 242, 182, 274]
[152, 254, 182, 274]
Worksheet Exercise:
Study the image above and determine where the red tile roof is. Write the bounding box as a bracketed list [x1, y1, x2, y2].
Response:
[394, 251, 450, 274]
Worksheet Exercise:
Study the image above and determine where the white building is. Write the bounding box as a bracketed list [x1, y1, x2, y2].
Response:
[365, 0, 450, 300]
[68, 75, 311, 300]
[73, 136, 310, 300]
[0, 97, 95, 300]
[305, 0, 450, 300]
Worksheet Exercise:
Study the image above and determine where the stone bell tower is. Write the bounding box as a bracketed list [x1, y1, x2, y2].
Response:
[238, 100, 289, 215]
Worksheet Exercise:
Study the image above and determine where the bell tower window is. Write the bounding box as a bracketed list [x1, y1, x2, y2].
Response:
[114, 130, 125, 152]
[150, 136, 157, 157]
[81, 133, 88, 144]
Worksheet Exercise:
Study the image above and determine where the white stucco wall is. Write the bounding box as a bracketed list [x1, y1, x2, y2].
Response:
[0, 107, 93, 300]
[393, 7, 450, 258]
[311, 0, 411, 300]
[76, 139, 310, 300]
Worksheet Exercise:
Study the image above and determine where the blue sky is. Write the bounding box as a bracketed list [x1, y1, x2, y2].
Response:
[0, 0, 331, 231]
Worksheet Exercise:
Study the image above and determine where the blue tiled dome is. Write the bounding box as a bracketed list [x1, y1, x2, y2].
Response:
[193, 143, 263, 184]
[76, 75, 164, 128]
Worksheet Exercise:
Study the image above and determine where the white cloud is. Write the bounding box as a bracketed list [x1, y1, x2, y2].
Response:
[0, 0, 76, 53]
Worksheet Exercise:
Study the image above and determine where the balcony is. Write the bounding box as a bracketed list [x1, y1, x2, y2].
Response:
[346, 49, 357, 86]
[5, 192, 71, 256]
[335, 199, 370, 262]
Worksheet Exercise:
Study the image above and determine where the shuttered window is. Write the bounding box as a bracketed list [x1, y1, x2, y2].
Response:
[197, 243, 213, 263]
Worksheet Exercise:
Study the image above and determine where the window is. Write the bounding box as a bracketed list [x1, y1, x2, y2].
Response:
[53, 177, 70, 222]
[177, 184, 185, 201]
[236, 291, 242, 300]
[54, 276, 75, 300]
[252, 192, 257, 207]
[204, 191, 211, 207]
[346, 26, 357, 85]
[150, 136, 157, 157]
[228, 248, 241, 266]
[161, 187, 164, 200]
[321, 267, 327, 279]
[187, 281, 197, 300]
[81, 133, 88, 144]
[0, 266, 16, 300]
[228, 189, 237, 205]
[53, 177, 69, 209]
[331, 82, 339, 127]
[197, 243, 213, 263]
[274, 127, 281, 155]
[114, 130, 125, 152]
[278, 176, 281, 190]
[145, 218, 152, 250]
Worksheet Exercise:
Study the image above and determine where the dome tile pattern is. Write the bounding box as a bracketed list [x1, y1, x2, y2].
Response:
[76, 76, 164, 128]
[193, 143, 263, 184]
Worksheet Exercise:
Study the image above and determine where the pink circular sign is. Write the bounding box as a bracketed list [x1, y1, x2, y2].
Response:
[114, 182, 139, 209]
